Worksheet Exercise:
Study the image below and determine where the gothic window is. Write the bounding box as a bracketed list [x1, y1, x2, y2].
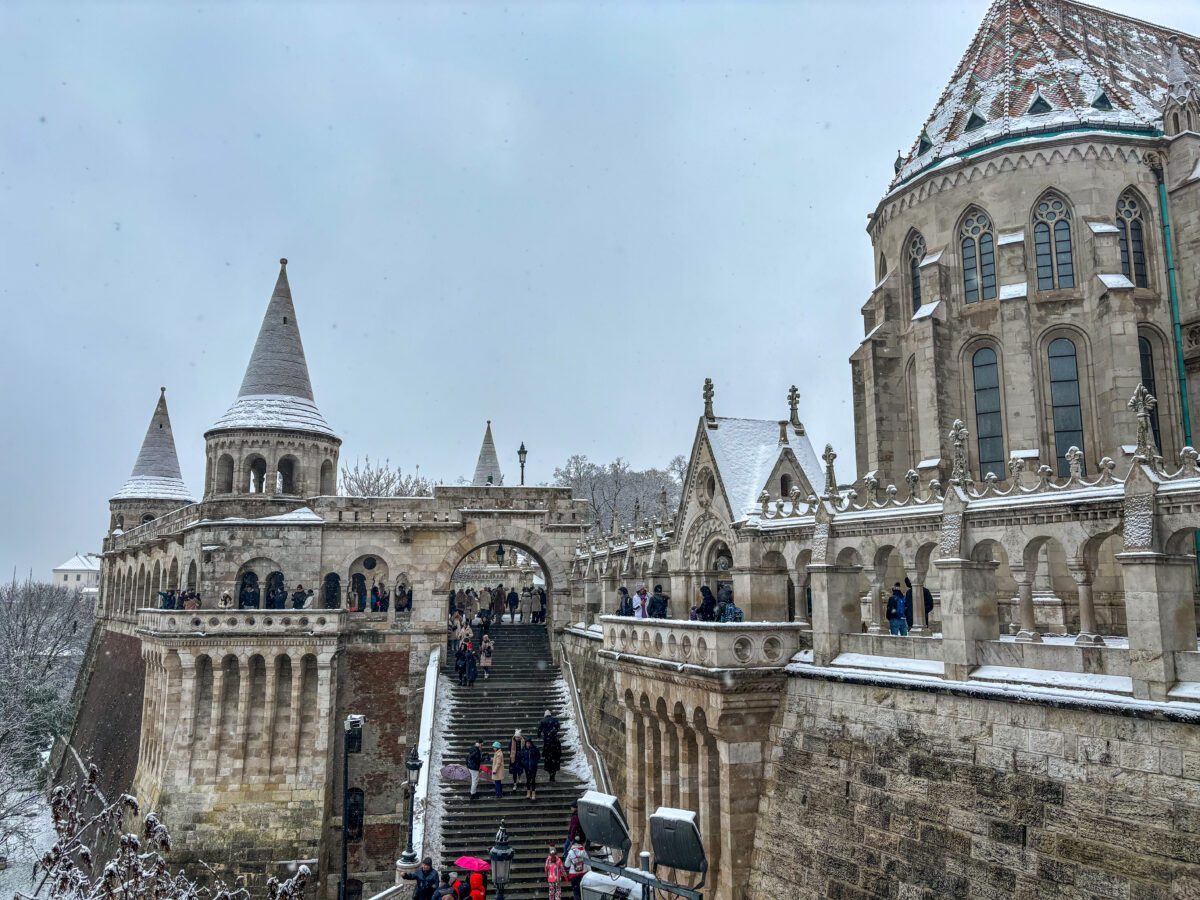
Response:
[908, 232, 926, 313]
[1048, 338, 1085, 476]
[780, 473, 793, 497]
[1033, 194, 1075, 291]
[960, 209, 997, 303]
[972, 347, 1005, 480]
[1117, 192, 1149, 287]
[1138, 334, 1162, 452]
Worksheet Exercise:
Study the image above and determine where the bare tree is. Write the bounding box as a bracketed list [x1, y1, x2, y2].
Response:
[17, 762, 308, 900]
[340, 455, 433, 497]
[553, 454, 686, 533]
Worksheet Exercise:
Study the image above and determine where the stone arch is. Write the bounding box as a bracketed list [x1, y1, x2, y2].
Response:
[244, 454, 268, 494]
[1021, 534, 1076, 633]
[434, 522, 570, 598]
[1082, 528, 1127, 635]
[215, 454, 235, 494]
[167, 557, 180, 592]
[276, 455, 300, 495]
[320, 459, 336, 495]
[186, 560, 197, 592]
[151, 560, 162, 600]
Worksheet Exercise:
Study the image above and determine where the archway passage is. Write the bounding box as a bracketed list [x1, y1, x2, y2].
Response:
[448, 541, 549, 624]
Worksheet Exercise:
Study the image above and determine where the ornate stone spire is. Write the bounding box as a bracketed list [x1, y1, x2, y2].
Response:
[703, 377, 716, 428]
[821, 444, 838, 500]
[1129, 383, 1159, 461]
[788, 384, 805, 434]
[209, 259, 335, 437]
[1166, 41, 1198, 102]
[948, 420, 970, 486]
[472, 420, 504, 486]
[112, 388, 195, 502]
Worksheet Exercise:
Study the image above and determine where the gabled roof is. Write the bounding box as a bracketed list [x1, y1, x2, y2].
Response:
[705, 417, 824, 519]
[892, 0, 1200, 187]
[112, 388, 196, 502]
[55, 554, 100, 572]
[209, 259, 336, 438]
[471, 421, 504, 486]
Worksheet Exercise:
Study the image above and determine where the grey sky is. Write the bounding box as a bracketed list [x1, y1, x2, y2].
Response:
[2, 0, 1198, 579]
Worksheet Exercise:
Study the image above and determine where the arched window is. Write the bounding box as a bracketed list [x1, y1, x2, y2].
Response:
[1033, 194, 1075, 291]
[780, 473, 793, 497]
[878, 253, 888, 281]
[247, 456, 267, 493]
[1138, 334, 1162, 452]
[215, 454, 234, 494]
[1048, 338, 1085, 476]
[972, 347, 1005, 479]
[320, 459, 336, 495]
[907, 232, 926, 313]
[1117, 191, 1149, 287]
[960, 209, 997, 303]
[276, 457, 297, 495]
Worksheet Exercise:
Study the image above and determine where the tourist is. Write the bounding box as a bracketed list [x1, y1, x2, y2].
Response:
[509, 728, 524, 788]
[480, 634, 494, 679]
[291, 584, 306, 609]
[615, 587, 633, 616]
[539, 709, 560, 742]
[448, 589, 459, 614]
[379, 584, 390, 613]
[522, 585, 533, 620]
[455, 645, 469, 686]
[465, 644, 478, 687]
[521, 737, 541, 801]
[466, 739, 482, 801]
[346, 585, 357, 612]
[886, 583, 909, 636]
[304, 589, 315, 609]
[401, 857, 439, 900]
[470, 611, 484, 644]
[431, 873, 456, 900]
[543, 731, 562, 783]
[648, 585, 669, 618]
[904, 576, 933, 626]
[218, 591, 233, 609]
[633, 586, 650, 619]
[544, 845, 567, 900]
[490, 741, 506, 798]
[449, 873, 468, 900]
[566, 801, 585, 851]
[468, 872, 485, 900]
[564, 839, 590, 900]
[697, 585, 717, 621]
[507, 586, 520, 623]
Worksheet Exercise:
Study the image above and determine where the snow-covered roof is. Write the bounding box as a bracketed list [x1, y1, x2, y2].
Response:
[707, 417, 824, 517]
[54, 554, 99, 572]
[208, 260, 337, 439]
[112, 388, 196, 502]
[471, 420, 504, 486]
[891, 0, 1200, 188]
[196, 507, 325, 526]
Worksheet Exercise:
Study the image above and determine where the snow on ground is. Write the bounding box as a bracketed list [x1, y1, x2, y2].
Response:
[417, 669, 454, 866]
[0, 804, 55, 899]
[555, 679, 598, 790]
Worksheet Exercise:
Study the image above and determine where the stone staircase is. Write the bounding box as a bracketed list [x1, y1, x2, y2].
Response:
[437, 623, 587, 899]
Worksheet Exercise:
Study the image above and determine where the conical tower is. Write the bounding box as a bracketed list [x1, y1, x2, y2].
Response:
[109, 388, 195, 532]
[471, 421, 503, 486]
[204, 259, 342, 499]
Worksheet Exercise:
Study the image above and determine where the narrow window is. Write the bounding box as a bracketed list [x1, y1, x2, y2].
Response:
[972, 348, 1005, 480]
[1117, 192, 1149, 287]
[960, 209, 996, 303]
[1048, 338, 1085, 476]
[908, 233, 926, 313]
[1138, 335, 1162, 452]
[1034, 194, 1074, 290]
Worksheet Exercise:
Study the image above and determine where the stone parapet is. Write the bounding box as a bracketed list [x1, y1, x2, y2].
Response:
[599, 616, 807, 669]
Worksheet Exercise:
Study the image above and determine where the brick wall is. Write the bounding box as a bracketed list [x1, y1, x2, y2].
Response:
[749, 672, 1200, 899]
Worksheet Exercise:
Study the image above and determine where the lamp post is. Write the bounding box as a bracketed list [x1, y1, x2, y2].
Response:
[340, 715, 365, 900]
[489, 820, 514, 900]
[400, 745, 423, 866]
[518, 442, 527, 486]
[495, 542, 506, 567]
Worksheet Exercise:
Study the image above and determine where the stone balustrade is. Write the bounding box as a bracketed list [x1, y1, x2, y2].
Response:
[137, 607, 347, 636]
[599, 615, 807, 668]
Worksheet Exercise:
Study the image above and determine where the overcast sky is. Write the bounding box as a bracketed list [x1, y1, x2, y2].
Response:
[2, 0, 1198, 579]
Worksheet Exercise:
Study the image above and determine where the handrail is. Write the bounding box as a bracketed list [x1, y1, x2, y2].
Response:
[406, 647, 440, 867]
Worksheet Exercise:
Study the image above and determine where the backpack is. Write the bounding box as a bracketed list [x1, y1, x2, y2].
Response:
[727, 604, 745, 623]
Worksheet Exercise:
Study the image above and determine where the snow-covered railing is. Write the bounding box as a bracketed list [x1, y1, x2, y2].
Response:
[405, 647, 440, 869]
[108, 503, 202, 551]
[599, 616, 806, 669]
[136, 608, 346, 636]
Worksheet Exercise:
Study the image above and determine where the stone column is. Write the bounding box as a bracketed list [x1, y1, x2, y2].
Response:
[934, 558, 999, 681]
[1011, 565, 1041, 643]
[623, 707, 646, 853]
[1117, 551, 1196, 700]
[674, 722, 693, 812]
[234, 653, 252, 783]
[908, 570, 929, 636]
[644, 716, 662, 815]
[695, 728, 721, 890]
[1032, 544, 1067, 633]
[714, 730, 766, 900]
[808, 563, 864, 666]
[1068, 563, 1104, 646]
[177, 654, 198, 778]
[661, 716, 680, 808]
[211, 657, 228, 760]
[312, 651, 337, 783]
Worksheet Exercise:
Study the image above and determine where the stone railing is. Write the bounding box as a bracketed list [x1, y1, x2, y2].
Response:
[599, 616, 806, 669]
[136, 608, 346, 636]
[108, 504, 203, 551]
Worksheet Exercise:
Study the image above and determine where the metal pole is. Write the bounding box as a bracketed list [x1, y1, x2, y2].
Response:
[404, 781, 416, 861]
[339, 726, 348, 900]
[640, 850, 652, 900]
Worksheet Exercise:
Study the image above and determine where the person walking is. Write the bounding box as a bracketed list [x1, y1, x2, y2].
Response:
[431, 872, 457, 900]
[886, 583, 909, 636]
[465, 644, 478, 687]
[904, 576, 933, 627]
[544, 845, 567, 900]
[455, 644, 468, 686]
[480, 634, 494, 679]
[466, 739, 483, 801]
[615, 587, 633, 616]
[401, 858, 439, 899]
[509, 728, 524, 788]
[507, 587, 520, 623]
[697, 585, 717, 621]
[648, 585, 669, 618]
[539, 709, 560, 742]
[632, 586, 650, 619]
[490, 741, 506, 798]
[537, 587, 548, 625]
[543, 731, 562, 783]
[564, 840, 590, 900]
[520, 737, 541, 801]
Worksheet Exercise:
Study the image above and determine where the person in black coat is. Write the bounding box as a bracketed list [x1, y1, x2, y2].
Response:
[543, 731, 562, 783]
[697, 586, 717, 622]
[465, 647, 478, 687]
[401, 858, 439, 900]
[539, 710, 560, 742]
[466, 739, 483, 800]
[904, 577, 934, 624]
[885, 583, 910, 636]
[520, 738, 541, 800]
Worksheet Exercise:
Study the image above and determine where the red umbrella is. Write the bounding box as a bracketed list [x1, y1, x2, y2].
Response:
[454, 857, 491, 873]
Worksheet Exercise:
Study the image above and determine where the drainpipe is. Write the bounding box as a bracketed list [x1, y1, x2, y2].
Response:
[1149, 156, 1200, 581]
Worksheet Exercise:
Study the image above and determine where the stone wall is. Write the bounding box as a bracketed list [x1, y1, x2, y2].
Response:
[749, 670, 1200, 899]
[559, 631, 627, 799]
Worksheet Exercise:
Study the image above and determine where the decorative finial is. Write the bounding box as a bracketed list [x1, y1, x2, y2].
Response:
[949, 420, 970, 486]
[778, 420, 789, 445]
[1128, 383, 1159, 461]
[894, 150, 903, 174]
[160, 386, 166, 395]
[821, 444, 838, 500]
[787, 385, 803, 432]
[279, 257, 287, 266]
[1066, 446, 1084, 481]
[703, 377, 715, 426]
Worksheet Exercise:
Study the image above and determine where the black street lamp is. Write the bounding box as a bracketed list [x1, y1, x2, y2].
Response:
[340, 715, 365, 900]
[400, 745, 423, 866]
[518, 443, 527, 486]
[489, 819, 514, 900]
[495, 543, 506, 567]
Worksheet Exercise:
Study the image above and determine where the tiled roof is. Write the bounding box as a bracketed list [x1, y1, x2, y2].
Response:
[893, 0, 1200, 187]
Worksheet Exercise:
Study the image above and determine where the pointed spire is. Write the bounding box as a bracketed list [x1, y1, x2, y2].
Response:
[1166, 41, 1197, 102]
[112, 388, 195, 502]
[472, 420, 504, 486]
[209, 259, 336, 437]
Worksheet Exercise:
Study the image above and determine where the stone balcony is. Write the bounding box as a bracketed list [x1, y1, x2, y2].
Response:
[136, 607, 347, 636]
[598, 615, 808, 669]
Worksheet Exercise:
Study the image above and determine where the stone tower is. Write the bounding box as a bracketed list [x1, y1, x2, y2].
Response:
[471, 420, 503, 486]
[109, 387, 195, 534]
[203, 259, 341, 499]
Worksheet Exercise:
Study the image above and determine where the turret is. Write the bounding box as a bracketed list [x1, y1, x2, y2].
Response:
[109, 387, 195, 533]
[203, 259, 341, 498]
[472, 420, 503, 486]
